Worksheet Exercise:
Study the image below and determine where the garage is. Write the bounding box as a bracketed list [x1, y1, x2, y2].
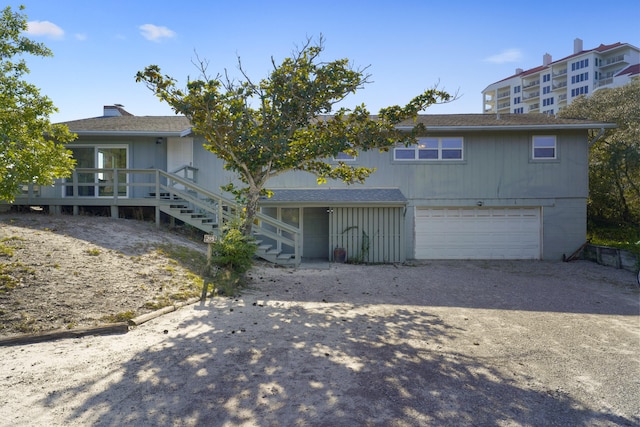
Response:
[415, 207, 541, 259]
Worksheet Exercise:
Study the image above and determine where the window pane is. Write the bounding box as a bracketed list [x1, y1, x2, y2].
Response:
[441, 138, 462, 149]
[442, 150, 462, 159]
[534, 136, 555, 148]
[68, 147, 95, 196]
[418, 149, 438, 159]
[417, 138, 438, 149]
[334, 152, 355, 161]
[534, 147, 555, 158]
[395, 149, 415, 160]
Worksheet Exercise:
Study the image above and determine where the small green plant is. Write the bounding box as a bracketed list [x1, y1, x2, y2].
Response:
[86, 248, 101, 256]
[210, 225, 256, 274]
[0, 244, 14, 257]
[101, 311, 135, 323]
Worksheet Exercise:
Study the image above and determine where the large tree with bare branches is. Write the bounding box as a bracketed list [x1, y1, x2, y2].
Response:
[136, 37, 451, 235]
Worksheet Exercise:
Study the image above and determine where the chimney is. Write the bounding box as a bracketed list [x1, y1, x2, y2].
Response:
[103, 104, 132, 117]
[543, 53, 552, 66]
[515, 68, 523, 75]
[104, 105, 122, 117]
[574, 38, 583, 54]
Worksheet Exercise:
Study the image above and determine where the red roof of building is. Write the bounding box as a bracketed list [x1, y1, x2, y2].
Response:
[486, 42, 633, 87]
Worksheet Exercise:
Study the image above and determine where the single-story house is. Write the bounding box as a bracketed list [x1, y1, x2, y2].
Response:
[6, 105, 615, 265]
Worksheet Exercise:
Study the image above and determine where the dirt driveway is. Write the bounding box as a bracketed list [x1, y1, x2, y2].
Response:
[1, 259, 638, 426]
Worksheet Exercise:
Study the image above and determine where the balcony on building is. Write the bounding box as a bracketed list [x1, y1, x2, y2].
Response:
[523, 91, 540, 101]
[522, 78, 540, 89]
[528, 103, 540, 112]
[552, 67, 567, 77]
[600, 54, 629, 69]
[552, 81, 567, 91]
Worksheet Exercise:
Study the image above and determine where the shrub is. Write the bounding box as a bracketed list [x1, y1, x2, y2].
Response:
[210, 226, 256, 274]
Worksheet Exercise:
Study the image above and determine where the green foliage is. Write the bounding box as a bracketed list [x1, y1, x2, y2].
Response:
[588, 223, 640, 257]
[137, 36, 451, 234]
[559, 79, 640, 226]
[100, 310, 135, 323]
[210, 225, 256, 274]
[0, 6, 77, 202]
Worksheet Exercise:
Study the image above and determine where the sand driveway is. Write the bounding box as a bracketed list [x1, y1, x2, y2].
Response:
[1, 259, 638, 426]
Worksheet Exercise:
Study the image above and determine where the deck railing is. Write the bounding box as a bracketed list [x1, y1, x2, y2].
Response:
[10, 167, 301, 265]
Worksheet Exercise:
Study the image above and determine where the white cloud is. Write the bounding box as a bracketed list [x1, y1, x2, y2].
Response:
[26, 20, 64, 39]
[484, 48, 523, 64]
[139, 24, 176, 42]
[75, 33, 87, 41]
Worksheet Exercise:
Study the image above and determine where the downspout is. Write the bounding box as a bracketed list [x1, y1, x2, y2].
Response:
[589, 127, 606, 146]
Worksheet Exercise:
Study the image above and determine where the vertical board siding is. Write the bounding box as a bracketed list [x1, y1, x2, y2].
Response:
[330, 207, 404, 263]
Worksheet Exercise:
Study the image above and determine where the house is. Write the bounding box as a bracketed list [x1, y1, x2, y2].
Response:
[6, 105, 615, 265]
[482, 39, 640, 115]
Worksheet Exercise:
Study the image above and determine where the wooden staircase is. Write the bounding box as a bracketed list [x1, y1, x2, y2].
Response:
[155, 170, 300, 266]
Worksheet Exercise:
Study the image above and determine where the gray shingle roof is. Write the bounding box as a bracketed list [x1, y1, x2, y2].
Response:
[396, 113, 615, 130]
[260, 188, 407, 205]
[58, 112, 612, 136]
[59, 116, 192, 136]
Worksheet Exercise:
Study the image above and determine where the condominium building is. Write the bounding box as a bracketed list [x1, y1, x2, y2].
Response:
[482, 39, 639, 115]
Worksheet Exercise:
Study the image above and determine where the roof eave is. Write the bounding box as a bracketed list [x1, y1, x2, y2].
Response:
[258, 200, 407, 207]
[396, 124, 617, 132]
[69, 129, 193, 137]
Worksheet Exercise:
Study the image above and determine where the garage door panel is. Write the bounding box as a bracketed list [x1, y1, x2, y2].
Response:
[415, 207, 541, 259]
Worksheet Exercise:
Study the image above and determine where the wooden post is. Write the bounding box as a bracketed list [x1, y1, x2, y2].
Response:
[201, 234, 216, 301]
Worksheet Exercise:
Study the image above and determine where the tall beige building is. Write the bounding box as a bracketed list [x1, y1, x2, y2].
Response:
[482, 39, 639, 114]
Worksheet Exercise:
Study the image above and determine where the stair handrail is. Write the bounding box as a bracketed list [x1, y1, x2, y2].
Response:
[158, 170, 301, 265]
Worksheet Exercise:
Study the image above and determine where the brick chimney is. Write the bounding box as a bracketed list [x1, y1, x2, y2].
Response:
[574, 38, 583, 54]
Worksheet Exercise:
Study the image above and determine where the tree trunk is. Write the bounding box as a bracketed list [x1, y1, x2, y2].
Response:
[240, 188, 261, 237]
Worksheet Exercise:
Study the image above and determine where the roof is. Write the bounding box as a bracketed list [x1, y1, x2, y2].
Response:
[59, 116, 192, 137]
[259, 188, 407, 206]
[396, 113, 615, 131]
[58, 112, 613, 137]
[616, 64, 640, 77]
[484, 41, 637, 88]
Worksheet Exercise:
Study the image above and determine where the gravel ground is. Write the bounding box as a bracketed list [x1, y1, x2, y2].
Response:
[1, 259, 638, 426]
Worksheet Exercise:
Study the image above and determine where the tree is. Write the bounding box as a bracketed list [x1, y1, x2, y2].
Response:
[0, 5, 76, 202]
[558, 79, 640, 226]
[137, 37, 451, 235]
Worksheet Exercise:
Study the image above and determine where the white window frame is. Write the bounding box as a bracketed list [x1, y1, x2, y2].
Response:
[64, 144, 130, 197]
[532, 135, 557, 160]
[333, 151, 356, 162]
[394, 137, 463, 161]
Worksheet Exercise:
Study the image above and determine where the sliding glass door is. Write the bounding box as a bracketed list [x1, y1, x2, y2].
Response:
[66, 146, 128, 197]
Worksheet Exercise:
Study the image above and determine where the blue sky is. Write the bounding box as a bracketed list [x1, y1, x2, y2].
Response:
[8, 0, 640, 123]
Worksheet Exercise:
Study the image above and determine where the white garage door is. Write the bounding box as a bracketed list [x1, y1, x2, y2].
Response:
[415, 207, 541, 259]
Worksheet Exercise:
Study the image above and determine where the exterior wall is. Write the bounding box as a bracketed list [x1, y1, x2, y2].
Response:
[542, 198, 588, 260]
[330, 207, 404, 263]
[264, 129, 589, 260]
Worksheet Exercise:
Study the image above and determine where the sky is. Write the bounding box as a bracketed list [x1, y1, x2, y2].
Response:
[7, 0, 640, 123]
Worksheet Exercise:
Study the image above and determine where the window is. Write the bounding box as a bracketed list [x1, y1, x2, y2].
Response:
[66, 145, 128, 197]
[532, 136, 556, 159]
[394, 137, 463, 161]
[514, 86, 521, 94]
[543, 74, 550, 82]
[333, 151, 356, 161]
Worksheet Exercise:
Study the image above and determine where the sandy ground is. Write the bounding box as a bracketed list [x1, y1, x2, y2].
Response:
[0, 213, 207, 336]
[0, 214, 639, 426]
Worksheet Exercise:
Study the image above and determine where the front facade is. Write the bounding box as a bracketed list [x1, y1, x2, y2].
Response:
[7, 106, 614, 264]
[482, 39, 640, 115]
